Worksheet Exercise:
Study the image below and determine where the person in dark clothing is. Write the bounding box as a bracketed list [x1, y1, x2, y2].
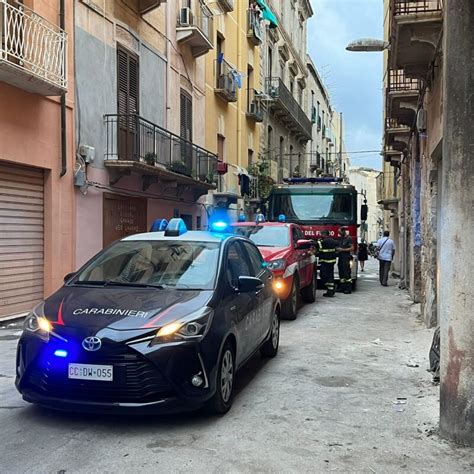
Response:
[357, 239, 368, 272]
[318, 230, 337, 297]
[337, 226, 353, 294]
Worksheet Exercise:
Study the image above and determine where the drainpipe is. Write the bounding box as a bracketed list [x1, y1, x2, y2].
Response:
[59, 0, 67, 177]
[236, 0, 242, 169]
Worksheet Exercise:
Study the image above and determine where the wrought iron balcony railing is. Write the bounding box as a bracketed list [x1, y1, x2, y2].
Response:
[0, 0, 67, 95]
[265, 77, 312, 140]
[386, 117, 410, 129]
[215, 58, 238, 102]
[104, 114, 218, 186]
[247, 9, 263, 45]
[394, 0, 443, 15]
[388, 69, 422, 93]
[246, 88, 264, 122]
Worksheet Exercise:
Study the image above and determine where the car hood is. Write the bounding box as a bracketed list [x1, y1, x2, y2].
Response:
[43, 286, 213, 331]
[258, 246, 290, 261]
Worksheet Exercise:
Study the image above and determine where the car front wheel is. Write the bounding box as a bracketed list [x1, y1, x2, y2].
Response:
[282, 274, 299, 320]
[207, 341, 235, 415]
[301, 269, 317, 303]
[260, 309, 280, 358]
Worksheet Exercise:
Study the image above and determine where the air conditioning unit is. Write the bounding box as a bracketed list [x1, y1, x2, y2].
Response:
[249, 102, 261, 116]
[179, 7, 193, 26]
[417, 109, 427, 132]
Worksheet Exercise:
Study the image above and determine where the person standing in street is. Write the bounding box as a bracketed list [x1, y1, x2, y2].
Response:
[337, 226, 354, 294]
[376, 230, 396, 286]
[357, 239, 368, 272]
[318, 230, 337, 297]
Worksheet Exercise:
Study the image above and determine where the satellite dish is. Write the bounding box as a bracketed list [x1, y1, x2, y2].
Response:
[346, 38, 390, 52]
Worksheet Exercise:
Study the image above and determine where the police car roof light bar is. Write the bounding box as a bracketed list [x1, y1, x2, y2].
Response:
[283, 177, 343, 184]
[164, 218, 188, 237]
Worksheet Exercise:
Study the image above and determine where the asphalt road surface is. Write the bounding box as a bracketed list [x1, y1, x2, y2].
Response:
[1, 260, 473, 473]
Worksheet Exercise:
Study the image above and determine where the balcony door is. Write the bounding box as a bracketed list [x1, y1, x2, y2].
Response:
[180, 90, 193, 175]
[117, 46, 139, 161]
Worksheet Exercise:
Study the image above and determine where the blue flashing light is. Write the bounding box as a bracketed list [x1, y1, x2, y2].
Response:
[210, 221, 229, 232]
[164, 218, 188, 237]
[278, 214, 286, 223]
[256, 213, 266, 223]
[283, 177, 343, 184]
[54, 349, 68, 358]
[149, 218, 168, 232]
[238, 213, 246, 222]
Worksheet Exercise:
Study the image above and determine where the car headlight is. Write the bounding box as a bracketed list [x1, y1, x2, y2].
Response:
[267, 258, 287, 271]
[24, 302, 52, 340]
[153, 307, 214, 344]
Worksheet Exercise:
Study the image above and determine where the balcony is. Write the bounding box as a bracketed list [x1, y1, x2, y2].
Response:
[176, 7, 213, 58]
[246, 88, 264, 122]
[266, 78, 312, 141]
[385, 117, 411, 152]
[383, 148, 403, 167]
[217, 0, 234, 12]
[104, 114, 218, 195]
[215, 59, 238, 102]
[390, 0, 443, 76]
[247, 9, 263, 45]
[0, 0, 67, 96]
[386, 69, 421, 126]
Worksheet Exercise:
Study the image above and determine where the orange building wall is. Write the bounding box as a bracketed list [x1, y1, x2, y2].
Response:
[0, 0, 76, 298]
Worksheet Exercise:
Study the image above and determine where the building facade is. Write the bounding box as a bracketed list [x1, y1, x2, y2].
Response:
[348, 167, 383, 243]
[382, 0, 443, 322]
[74, 0, 218, 266]
[203, 0, 262, 215]
[306, 56, 349, 180]
[0, 0, 74, 319]
[382, 0, 474, 447]
[258, 0, 313, 182]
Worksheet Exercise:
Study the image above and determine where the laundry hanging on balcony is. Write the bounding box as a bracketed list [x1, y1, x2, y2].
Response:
[255, 0, 278, 28]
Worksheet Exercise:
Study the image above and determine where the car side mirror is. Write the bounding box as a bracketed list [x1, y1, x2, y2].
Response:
[237, 276, 264, 293]
[296, 239, 313, 250]
[64, 272, 75, 283]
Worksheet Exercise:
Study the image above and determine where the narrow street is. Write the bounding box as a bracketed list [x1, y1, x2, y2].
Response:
[0, 260, 473, 473]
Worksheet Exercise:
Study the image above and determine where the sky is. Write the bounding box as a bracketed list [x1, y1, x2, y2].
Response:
[307, 0, 384, 171]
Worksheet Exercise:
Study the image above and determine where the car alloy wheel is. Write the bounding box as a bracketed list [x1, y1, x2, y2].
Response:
[271, 312, 279, 350]
[220, 349, 234, 403]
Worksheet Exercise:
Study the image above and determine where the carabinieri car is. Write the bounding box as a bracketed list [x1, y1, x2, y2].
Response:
[15, 219, 280, 415]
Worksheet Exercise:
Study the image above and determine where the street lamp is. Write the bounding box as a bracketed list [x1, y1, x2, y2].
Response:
[345, 38, 390, 52]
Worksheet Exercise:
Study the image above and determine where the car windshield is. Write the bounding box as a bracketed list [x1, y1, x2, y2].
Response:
[270, 192, 355, 224]
[71, 240, 220, 290]
[233, 226, 290, 247]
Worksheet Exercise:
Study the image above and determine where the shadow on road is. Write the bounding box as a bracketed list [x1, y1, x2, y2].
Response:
[12, 352, 273, 433]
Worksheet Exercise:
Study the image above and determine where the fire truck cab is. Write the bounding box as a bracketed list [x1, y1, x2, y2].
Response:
[268, 177, 360, 290]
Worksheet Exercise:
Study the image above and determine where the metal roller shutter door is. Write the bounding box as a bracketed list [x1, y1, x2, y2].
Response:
[0, 163, 44, 319]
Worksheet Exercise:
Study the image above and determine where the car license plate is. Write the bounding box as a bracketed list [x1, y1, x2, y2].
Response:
[68, 363, 113, 382]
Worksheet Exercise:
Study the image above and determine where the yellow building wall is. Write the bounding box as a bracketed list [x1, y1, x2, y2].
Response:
[204, 2, 261, 193]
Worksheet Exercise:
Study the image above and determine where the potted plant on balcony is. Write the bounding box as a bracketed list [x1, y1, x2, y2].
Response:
[144, 152, 157, 166]
[169, 160, 190, 176]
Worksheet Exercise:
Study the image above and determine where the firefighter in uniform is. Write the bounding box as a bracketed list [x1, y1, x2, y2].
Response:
[337, 226, 354, 294]
[318, 230, 337, 297]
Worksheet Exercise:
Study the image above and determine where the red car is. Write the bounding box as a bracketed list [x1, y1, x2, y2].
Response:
[233, 222, 317, 320]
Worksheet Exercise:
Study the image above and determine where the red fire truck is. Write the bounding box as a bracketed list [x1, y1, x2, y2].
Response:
[268, 177, 364, 290]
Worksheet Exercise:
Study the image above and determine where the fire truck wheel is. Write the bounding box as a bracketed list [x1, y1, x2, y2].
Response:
[301, 269, 316, 303]
[282, 274, 299, 320]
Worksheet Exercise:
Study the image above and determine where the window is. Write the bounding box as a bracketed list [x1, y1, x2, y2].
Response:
[248, 149, 254, 166]
[234, 225, 290, 248]
[241, 242, 265, 277]
[267, 126, 273, 157]
[226, 241, 252, 288]
[72, 240, 220, 290]
[180, 90, 192, 142]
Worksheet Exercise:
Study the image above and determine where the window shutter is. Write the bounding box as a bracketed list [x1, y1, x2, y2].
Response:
[117, 46, 139, 117]
[180, 91, 192, 142]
